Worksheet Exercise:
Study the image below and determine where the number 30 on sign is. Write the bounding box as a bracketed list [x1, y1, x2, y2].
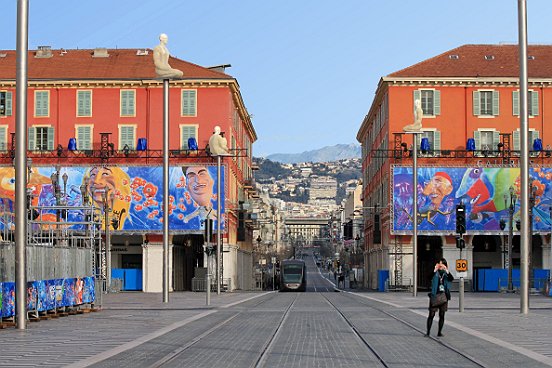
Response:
[456, 259, 468, 272]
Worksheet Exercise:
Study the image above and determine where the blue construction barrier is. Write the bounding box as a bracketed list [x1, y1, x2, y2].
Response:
[477, 268, 550, 292]
[111, 269, 143, 291]
[377, 270, 389, 292]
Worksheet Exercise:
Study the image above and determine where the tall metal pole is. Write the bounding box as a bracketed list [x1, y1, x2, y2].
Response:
[412, 133, 418, 297]
[216, 155, 222, 294]
[518, 0, 530, 314]
[15, 0, 29, 330]
[105, 196, 111, 292]
[508, 200, 514, 291]
[162, 79, 170, 303]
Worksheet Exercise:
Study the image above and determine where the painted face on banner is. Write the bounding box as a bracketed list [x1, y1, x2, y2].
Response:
[185, 166, 214, 207]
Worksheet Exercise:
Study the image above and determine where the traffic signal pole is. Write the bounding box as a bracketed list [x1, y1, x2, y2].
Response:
[456, 204, 466, 312]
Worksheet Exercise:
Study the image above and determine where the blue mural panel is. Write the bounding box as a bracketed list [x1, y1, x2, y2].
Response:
[393, 166, 552, 234]
[2, 282, 15, 317]
[0, 165, 225, 232]
[26, 281, 38, 311]
[83, 277, 95, 304]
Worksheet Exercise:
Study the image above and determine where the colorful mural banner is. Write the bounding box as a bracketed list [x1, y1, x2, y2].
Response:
[3, 277, 95, 318]
[392, 166, 552, 234]
[0, 165, 225, 232]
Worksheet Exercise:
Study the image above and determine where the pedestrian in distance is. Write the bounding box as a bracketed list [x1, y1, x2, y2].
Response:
[426, 258, 454, 337]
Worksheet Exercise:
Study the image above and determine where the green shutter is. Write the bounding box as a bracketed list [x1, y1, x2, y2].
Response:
[493, 131, 500, 149]
[434, 131, 441, 152]
[77, 126, 92, 150]
[474, 131, 481, 150]
[413, 90, 421, 109]
[473, 91, 480, 116]
[181, 126, 196, 149]
[182, 90, 196, 116]
[433, 90, 441, 116]
[35, 91, 48, 116]
[513, 91, 519, 116]
[78, 91, 91, 116]
[531, 91, 539, 116]
[492, 91, 499, 116]
[6, 92, 12, 116]
[120, 126, 135, 149]
[121, 91, 134, 116]
[28, 127, 35, 150]
[513, 130, 520, 151]
[47, 127, 54, 150]
[0, 127, 6, 151]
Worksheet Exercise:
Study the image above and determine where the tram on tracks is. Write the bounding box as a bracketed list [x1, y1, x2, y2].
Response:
[279, 259, 307, 292]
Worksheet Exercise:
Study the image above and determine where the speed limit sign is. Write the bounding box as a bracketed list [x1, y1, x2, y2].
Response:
[456, 259, 468, 272]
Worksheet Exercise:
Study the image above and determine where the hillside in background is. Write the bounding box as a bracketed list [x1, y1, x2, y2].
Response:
[266, 143, 361, 164]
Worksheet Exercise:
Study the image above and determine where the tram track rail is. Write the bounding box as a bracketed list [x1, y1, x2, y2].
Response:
[147, 292, 283, 368]
[323, 291, 488, 368]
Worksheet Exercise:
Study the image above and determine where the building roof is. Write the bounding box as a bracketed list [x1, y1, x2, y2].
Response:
[388, 44, 552, 79]
[0, 48, 231, 81]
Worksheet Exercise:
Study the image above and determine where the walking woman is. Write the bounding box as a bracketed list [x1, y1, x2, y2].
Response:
[426, 258, 454, 337]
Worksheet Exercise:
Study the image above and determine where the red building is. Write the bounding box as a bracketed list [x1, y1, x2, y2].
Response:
[358, 44, 552, 291]
[0, 46, 257, 292]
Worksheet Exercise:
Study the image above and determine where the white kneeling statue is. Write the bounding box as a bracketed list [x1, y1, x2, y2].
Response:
[403, 99, 423, 132]
[153, 33, 183, 79]
[208, 126, 230, 156]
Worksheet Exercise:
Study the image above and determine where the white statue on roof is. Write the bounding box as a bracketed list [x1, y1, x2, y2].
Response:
[403, 99, 423, 132]
[153, 33, 183, 79]
[208, 126, 230, 156]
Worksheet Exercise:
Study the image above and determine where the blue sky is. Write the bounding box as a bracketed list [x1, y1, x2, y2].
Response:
[2, 1, 552, 156]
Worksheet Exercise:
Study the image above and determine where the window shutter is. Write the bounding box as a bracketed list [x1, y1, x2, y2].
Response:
[433, 131, 441, 152]
[77, 126, 92, 150]
[28, 127, 35, 150]
[474, 131, 481, 150]
[413, 90, 421, 107]
[182, 90, 196, 116]
[6, 92, 12, 116]
[128, 91, 135, 116]
[77, 91, 84, 115]
[47, 127, 54, 150]
[513, 91, 519, 116]
[189, 91, 196, 115]
[120, 126, 135, 149]
[513, 130, 520, 151]
[35, 92, 42, 116]
[493, 131, 500, 149]
[531, 91, 539, 116]
[433, 90, 441, 115]
[492, 91, 500, 116]
[181, 126, 196, 149]
[0, 127, 6, 151]
[473, 91, 480, 116]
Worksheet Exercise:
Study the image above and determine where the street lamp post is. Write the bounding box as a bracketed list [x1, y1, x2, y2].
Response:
[257, 235, 262, 289]
[504, 186, 517, 292]
[102, 190, 112, 292]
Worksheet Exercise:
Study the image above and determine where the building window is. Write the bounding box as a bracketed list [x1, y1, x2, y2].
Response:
[77, 90, 92, 117]
[119, 125, 136, 149]
[28, 126, 54, 151]
[120, 90, 136, 117]
[513, 90, 539, 117]
[0, 91, 13, 117]
[414, 89, 440, 116]
[473, 90, 499, 116]
[0, 126, 7, 151]
[420, 129, 441, 155]
[76, 125, 93, 150]
[474, 129, 500, 155]
[180, 124, 197, 149]
[181, 90, 197, 116]
[34, 91, 50, 117]
[513, 129, 539, 152]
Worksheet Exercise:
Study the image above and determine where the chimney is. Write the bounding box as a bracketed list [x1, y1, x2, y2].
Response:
[35, 46, 53, 58]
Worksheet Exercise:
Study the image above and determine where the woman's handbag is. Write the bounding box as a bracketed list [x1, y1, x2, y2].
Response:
[430, 292, 447, 307]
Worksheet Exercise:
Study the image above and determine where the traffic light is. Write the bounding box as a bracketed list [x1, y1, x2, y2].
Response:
[455, 204, 466, 234]
[456, 237, 465, 249]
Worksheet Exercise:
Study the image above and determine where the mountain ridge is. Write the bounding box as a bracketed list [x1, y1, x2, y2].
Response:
[265, 143, 360, 164]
